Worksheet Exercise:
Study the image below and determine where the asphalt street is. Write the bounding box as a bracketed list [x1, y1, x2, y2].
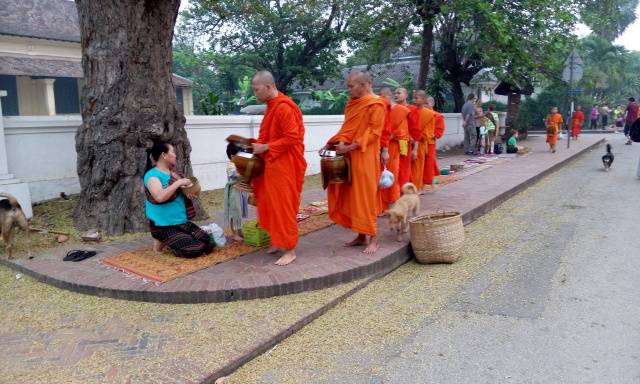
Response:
[228, 135, 640, 384]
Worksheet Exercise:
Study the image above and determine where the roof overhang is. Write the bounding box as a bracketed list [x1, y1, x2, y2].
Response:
[0, 55, 192, 87]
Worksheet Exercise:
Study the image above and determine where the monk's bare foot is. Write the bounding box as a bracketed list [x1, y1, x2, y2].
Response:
[152, 239, 165, 254]
[345, 234, 367, 247]
[267, 247, 281, 254]
[363, 237, 379, 254]
[275, 250, 296, 266]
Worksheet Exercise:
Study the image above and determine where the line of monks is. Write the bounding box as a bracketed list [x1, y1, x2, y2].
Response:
[250, 70, 444, 266]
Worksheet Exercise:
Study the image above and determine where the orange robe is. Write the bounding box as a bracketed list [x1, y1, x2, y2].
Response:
[378, 98, 397, 213]
[252, 92, 307, 249]
[571, 111, 584, 138]
[380, 104, 410, 210]
[393, 104, 412, 188]
[327, 95, 385, 236]
[410, 107, 435, 189]
[424, 111, 445, 185]
[546, 113, 564, 145]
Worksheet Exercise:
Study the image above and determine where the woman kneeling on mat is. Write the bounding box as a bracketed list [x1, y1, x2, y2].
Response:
[144, 141, 214, 257]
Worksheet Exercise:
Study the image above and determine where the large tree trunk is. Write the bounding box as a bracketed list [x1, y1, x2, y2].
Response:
[416, 19, 434, 90]
[451, 81, 465, 112]
[506, 93, 522, 131]
[74, 0, 204, 235]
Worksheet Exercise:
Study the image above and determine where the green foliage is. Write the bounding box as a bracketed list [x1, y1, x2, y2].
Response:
[426, 69, 451, 112]
[180, 0, 403, 92]
[230, 76, 257, 108]
[431, 0, 579, 111]
[577, 35, 640, 102]
[199, 92, 225, 115]
[308, 89, 348, 112]
[381, 75, 415, 91]
[580, 0, 639, 41]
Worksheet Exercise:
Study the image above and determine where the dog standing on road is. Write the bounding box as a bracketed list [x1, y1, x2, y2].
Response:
[385, 183, 421, 241]
[0, 192, 30, 259]
[602, 143, 614, 171]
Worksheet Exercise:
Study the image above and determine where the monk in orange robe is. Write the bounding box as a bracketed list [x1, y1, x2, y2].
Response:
[409, 91, 434, 190]
[323, 71, 385, 254]
[571, 105, 584, 140]
[378, 87, 399, 213]
[546, 106, 564, 153]
[423, 95, 444, 187]
[393, 88, 414, 188]
[251, 71, 307, 266]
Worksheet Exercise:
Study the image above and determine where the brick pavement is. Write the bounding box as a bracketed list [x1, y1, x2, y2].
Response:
[0, 135, 605, 304]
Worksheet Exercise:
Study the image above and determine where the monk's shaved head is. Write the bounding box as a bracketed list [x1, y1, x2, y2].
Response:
[394, 87, 408, 104]
[347, 70, 373, 99]
[379, 87, 393, 103]
[252, 70, 276, 85]
[379, 87, 392, 96]
[414, 90, 427, 98]
[252, 70, 278, 102]
[413, 90, 428, 107]
[426, 95, 435, 108]
[348, 70, 372, 84]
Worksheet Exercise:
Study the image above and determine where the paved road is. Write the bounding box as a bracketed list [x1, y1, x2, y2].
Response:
[228, 135, 640, 384]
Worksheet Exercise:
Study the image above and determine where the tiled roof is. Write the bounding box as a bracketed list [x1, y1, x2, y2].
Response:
[0, 0, 81, 42]
[0, 55, 192, 87]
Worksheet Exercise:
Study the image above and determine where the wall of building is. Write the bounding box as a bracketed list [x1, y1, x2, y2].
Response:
[2, 114, 466, 202]
[16, 76, 50, 115]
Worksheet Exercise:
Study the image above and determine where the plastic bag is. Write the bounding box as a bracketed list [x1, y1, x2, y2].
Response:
[379, 167, 395, 189]
[201, 223, 226, 247]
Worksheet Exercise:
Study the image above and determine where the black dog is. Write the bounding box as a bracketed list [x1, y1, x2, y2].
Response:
[602, 143, 614, 171]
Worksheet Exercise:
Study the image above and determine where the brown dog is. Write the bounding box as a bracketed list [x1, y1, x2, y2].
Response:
[385, 183, 420, 241]
[0, 192, 30, 259]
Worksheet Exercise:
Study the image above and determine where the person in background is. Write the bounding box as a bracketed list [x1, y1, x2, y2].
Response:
[613, 105, 624, 133]
[461, 93, 478, 155]
[474, 104, 487, 154]
[571, 105, 584, 140]
[590, 104, 599, 130]
[484, 104, 499, 154]
[600, 104, 610, 130]
[506, 129, 520, 154]
[546, 106, 564, 153]
[624, 97, 639, 145]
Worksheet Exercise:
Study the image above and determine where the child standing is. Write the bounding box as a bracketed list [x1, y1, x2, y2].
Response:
[224, 155, 249, 242]
[474, 105, 487, 154]
[484, 104, 499, 154]
[546, 106, 564, 153]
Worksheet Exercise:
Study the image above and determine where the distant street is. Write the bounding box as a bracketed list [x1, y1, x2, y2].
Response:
[228, 135, 640, 384]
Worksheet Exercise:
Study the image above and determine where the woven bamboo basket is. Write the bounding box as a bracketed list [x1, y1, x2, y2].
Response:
[409, 211, 464, 264]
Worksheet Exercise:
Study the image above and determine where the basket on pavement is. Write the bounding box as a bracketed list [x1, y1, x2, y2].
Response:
[242, 220, 271, 247]
[409, 212, 464, 264]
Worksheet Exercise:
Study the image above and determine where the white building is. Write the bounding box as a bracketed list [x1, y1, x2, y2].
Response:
[0, 0, 195, 117]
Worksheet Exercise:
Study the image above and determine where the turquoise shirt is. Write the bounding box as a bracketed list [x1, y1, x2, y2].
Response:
[507, 136, 517, 147]
[144, 168, 187, 226]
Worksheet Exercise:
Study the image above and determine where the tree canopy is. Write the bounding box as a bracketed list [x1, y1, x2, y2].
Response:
[179, 0, 409, 92]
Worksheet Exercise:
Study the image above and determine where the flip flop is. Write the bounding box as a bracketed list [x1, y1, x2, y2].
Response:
[72, 250, 97, 262]
[63, 250, 84, 261]
[63, 250, 98, 262]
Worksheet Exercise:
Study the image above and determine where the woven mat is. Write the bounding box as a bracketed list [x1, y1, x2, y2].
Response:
[101, 213, 333, 284]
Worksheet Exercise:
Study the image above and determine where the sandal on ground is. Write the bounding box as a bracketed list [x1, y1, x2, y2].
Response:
[63, 250, 97, 262]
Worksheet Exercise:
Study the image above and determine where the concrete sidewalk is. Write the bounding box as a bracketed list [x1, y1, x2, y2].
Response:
[0, 134, 606, 383]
